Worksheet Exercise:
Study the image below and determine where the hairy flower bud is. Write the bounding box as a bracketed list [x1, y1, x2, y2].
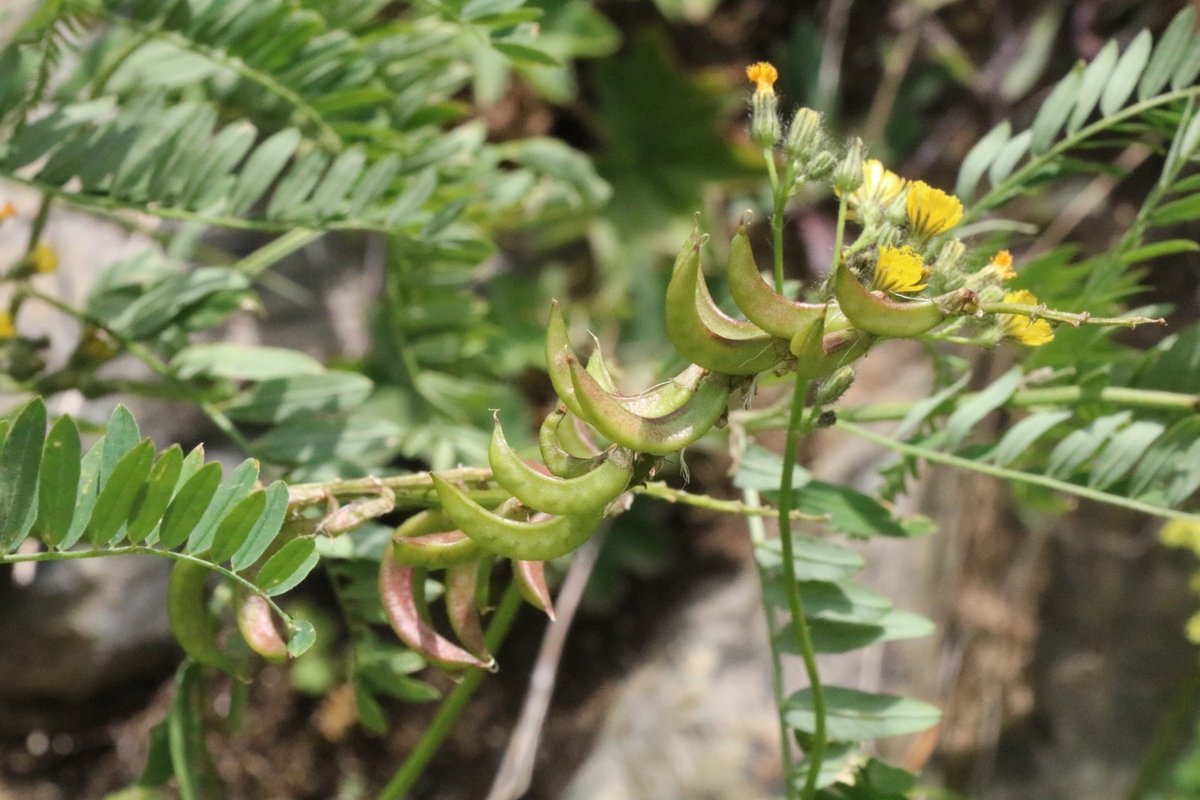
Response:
[785, 107, 824, 166]
[833, 137, 866, 195]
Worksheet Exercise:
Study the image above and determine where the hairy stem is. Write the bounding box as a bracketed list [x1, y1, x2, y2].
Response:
[379, 580, 524, 800]
[745, 488, 798, 796]
[977, 301, 1164, 328]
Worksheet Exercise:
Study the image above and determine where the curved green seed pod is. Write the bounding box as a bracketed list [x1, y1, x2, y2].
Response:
[379, 544, 494, 670]
[234, 586, 289, 663]
[585, 333, 619, 393]
[490, 413, 634, 515]
[617, 363, 708, 417]
[788, 306, 874, 379]
[665, 239, 788, 375]
[514, 560, 556, 620]
[167, 560, 242, 677]
[392, 509, 486, 568]
[833, 261, 978, 338]
[431, 474, 604, 561]
[727, 222, 826, 339]
[566, 353, 731, 456]
[546, 301, 588, 419]
[539, 407, 605, 478]
[445, 562, 490, 660]
[557, 410, 603, 457]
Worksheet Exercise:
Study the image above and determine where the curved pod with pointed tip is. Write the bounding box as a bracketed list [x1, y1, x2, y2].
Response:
[833, 262, 978, 338]
[167, 560, 242, 677]
[391, 509, 486, 568]
[539, 407, 605, 478]
[617, 363, 708, 417]
[445, 562, 490, 660]
[379, 544, 493, 670]
[235, 586, 289, 663]
[665, 240, 788, 375]
[566, 354, 731, 456]
[432, 474, 604, 561]
[545, 301, 589, 419]
[490, 414, 633, 515]
[514, 560, 556, 620]
[727, 224, 826, 339]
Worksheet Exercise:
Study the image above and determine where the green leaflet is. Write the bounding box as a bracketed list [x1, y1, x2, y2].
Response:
[784, 686, 941, 741]
[1099, 30, 1153, 117]
[0, 398, 46, 553]
[86, 439, 156, 545]
[231, 481, 291, 571]
[34, 415, 81, 547]
[158, 463, 222, 549]
[60, 436, 107, 550]
[126, 446, 184, 544]
[256, 538, 319, 597]
[208, 490, 268, 564]
[186, 459, 259, 554]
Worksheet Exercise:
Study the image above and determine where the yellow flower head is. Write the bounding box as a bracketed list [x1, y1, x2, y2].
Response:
[848, 159, 906, 211]
[0, 310, 14, 339]
[999, 290, 1054, 346]
[0, 201, 15, 221]
[1162, 519, 1200, 553]
[988, 249, 1015, 280]
[31, 243, 57, 275]
[746, 62, 778, 95]
[874, 245, 928, 294]
[906, 180, 963, 238]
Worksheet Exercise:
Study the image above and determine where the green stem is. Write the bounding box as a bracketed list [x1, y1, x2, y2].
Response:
[634, 481, 825, 520]
[106, 14, 342, 153]
[233, 228, 322, 278]
[765, 154, 793, 293]
[977, 302, 1164, 329]
[837, 419, 1200, 525]
[745, 488, 798, 797]
[22, 287, 256, 455]
[379, 580, 524, 800]
[966, 85, 1200, 221]
[0, 545, 290, 624]
[737, 383, 1200, 431]
[778, 371, 825, 800]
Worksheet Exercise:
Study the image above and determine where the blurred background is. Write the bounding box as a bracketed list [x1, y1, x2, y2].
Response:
[1, 1, 1199, 799]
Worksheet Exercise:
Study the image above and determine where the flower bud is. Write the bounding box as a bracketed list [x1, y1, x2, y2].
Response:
[814, 366, 855, 406]
[805, 151, 838, 182]
[750, 90, 781, 148]
[932, 238, 965, 276]
[785, 107, 824, 164]
[833, 137, 866, 195]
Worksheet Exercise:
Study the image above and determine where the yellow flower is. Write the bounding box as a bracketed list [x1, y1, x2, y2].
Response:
[0, 311, 14, 339]
[906, 180, 963, 238]
[1187, 612, 1200, 645]
[746, 62, 778, 95]
[31, 243, 57, 275]
[848, 159, 906, 211]
[1162, 519, 1200, 552]
[989, 249, 1015, 280]
[999, 290, 1054, 346]
[874, 245, 927, 293]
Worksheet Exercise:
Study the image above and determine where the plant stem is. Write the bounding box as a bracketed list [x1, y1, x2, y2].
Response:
[379, 580, 524, 800]
[837, 419, 1200, 525]
[977, 301, 1164, 329]
[778, 370, 825, 800]
[745, 488, 798, 798]
[735, 383, 1200, 432]
[635, 481, 825, 520]
[0, 545, 290, 624]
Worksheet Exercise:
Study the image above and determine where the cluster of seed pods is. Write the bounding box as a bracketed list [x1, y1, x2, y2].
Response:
[380, 220, 980, 669]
